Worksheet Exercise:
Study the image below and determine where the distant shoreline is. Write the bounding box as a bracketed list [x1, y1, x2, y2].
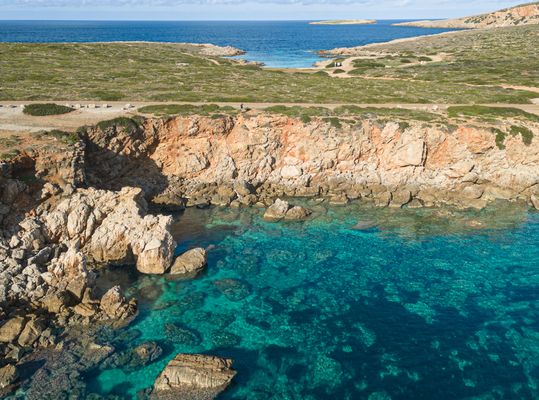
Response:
[309, 19, 376, 25]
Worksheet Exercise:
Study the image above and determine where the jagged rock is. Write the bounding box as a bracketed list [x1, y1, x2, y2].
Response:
[72, 302, 96, 318]
[531, 194, 539, 210]
[389, 190, 412, 208]
[152, 354, 236, 399]
[374, 192, 392, 208]
[100, 285, 137, 321]
[170, 248, 207, 276]
[0, 317, 26, 343]
[233, 180, 252, 197]
[44, 187, 176, 274]
[263, 199, 290, 221]
[47, 247, 89, 301]
[41, 291, 71, 314]
[0, 364, 18, 389]
[17, 317, 45, 347]
[284, 206, 312, 221]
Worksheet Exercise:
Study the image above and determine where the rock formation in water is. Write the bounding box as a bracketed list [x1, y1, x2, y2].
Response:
[170, 248, 207, 276]
[394, 2, 539, 29]
[152, 353, 236, 400]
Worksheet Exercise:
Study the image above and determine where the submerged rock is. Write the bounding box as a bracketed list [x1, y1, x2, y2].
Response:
[264, 199, 311, 221]
[101, 341, 162, 372]
[164, 323, 201, 345]
[214, 279, 251, 302]
[152, 353, 236, 400]
[170, 248, 207, 277]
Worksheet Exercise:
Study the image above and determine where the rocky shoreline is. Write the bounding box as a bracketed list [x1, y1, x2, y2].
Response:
[1, 111, 539, 396]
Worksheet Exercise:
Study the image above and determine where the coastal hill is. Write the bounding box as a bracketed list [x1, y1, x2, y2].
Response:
[309, 19, 376, 25]
[395, 2, 539, 28]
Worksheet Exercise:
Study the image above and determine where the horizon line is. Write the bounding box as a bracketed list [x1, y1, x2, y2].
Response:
[0, 18, 434, 22]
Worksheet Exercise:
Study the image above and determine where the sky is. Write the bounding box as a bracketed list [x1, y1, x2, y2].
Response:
[0, 0, 528, 20]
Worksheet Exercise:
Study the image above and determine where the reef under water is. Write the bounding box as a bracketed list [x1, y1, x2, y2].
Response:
[87, 202, 538, 399]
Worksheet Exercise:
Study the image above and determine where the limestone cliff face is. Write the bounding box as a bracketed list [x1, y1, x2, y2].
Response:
[82, 114, 539, 209]
[395, 3, 539, 29]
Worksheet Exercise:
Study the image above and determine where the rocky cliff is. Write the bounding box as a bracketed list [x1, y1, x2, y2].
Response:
[395, 2, 539, 29]
[80, 113, 539, 210]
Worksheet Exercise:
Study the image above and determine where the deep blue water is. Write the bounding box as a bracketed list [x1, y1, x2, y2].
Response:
[87, 203, 539, 399]
[0, 20, 456, 67]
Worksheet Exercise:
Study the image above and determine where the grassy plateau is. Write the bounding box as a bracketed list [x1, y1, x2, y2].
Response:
[0, 25, 538, 105]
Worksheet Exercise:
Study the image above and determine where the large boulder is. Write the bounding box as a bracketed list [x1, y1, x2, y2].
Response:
[99, 286, 137, 322]
[0, 364, 18, 389]
[170, 248, 207, 277]
[0, 317, 26, 344]
[152, 354, 236, 400]
[263, 199, 290, 221]
[284, 205, 312, 221]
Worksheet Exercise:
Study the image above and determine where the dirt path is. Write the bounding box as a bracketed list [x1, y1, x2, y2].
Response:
[1, 101, 539, 135]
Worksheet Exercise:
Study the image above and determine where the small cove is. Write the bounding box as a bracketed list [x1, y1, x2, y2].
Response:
[85, 202, 539, 399]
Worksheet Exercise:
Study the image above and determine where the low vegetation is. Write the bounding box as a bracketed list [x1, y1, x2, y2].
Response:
[34, 129, 79, 145]
[95, 117, 144, 133]
[0, 38, 536, 104]
[346, 24, 539, 88]
[447, 106, 539, 122]
[263, 105, 440, 124]
[23, 103, 74, 116]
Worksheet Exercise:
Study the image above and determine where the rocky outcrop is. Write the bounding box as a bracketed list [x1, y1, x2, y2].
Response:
[170, 248, 207, 276]
[152, 353, 236, 400]
[44, 187, 175, 274]
[394, 3, 539, 29]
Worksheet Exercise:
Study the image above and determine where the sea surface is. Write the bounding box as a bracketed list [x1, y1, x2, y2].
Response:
[84, 203, 538, 399]
[0, 20, 456, 67]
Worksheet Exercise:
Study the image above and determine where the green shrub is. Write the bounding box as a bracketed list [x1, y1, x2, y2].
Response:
[448, 106, 539, 123]
[417, 56, 433, 62]
[43, 129, 79, 144]
[0, 149, 20, 160]
[510, 125, 533, 145]
[97, 117, 141, 133]
[491, 128, 507, 149]
[333, 69, 346, 74]
[23, 103, 74, 116]
[324, 117, 342, 128]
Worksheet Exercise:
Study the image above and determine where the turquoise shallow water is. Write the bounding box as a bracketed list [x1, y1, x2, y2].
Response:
[88, 203, 539, 399]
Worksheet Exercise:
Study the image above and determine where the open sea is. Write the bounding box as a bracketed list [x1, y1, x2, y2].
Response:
[0, 20, 456, 67]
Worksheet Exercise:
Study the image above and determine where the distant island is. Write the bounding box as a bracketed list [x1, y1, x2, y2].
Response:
[394, 1, 539, 28]
[309, 19, 376, 25]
